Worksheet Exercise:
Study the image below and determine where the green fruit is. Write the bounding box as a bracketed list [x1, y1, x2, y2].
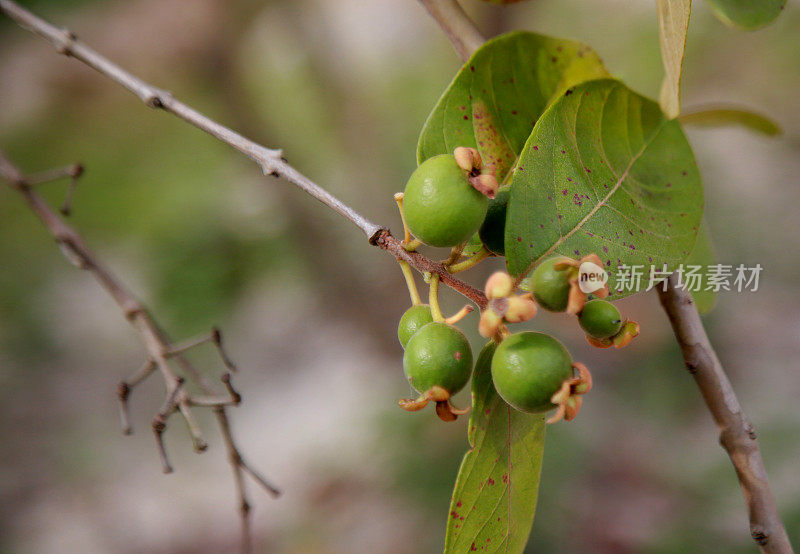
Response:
[404, 155, 488, 247]
[530, 257, 572, 312]
[397, 304, 434, 348]
[403, 322, 473, 395]
[478, 186, 510, 255]
[491, 332, 573, 413]
[579, 299, 622, 339]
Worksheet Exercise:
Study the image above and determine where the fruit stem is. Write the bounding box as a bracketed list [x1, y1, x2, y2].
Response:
[448, 246, 490, 273]
[397, 260, 422, 306]
[429, 274, 445, 322]
[444, 304, 473, 325]
[393, 192, 412, 245]
[444, 243, 465, 265]
[403, 238, 423, 252]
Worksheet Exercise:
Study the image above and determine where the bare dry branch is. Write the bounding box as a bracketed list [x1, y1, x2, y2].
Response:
[0, 0, 488, 311]
[0, 151, 279, 553]
[658, 276, 792, 553]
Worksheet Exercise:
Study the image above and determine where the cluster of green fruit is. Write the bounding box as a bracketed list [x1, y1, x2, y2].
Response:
[394, 149, 639, 423]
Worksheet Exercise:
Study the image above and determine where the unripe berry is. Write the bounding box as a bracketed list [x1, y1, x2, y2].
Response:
[397, 304, 434, 348]
[530, 257, 573, 312]
[491, 332, 573, 413]
[403, 322, 473, 396]
[579, 299, 622, 339]
[403, 155, 489, 247]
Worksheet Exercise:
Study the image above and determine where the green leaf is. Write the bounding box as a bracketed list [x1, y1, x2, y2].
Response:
[686, 221, 717, 314]
[417, 31, 609, 184]
[679, 107, 782, 136]
[461, 232, 485, 257]
[705, 0, 786, 30]
[657, 0, 692, 118]
[445, 343, 546, 554]
[505, 79, 704, 297]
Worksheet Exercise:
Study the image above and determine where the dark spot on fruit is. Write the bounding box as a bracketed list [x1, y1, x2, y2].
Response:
[454, 351, 462, 361]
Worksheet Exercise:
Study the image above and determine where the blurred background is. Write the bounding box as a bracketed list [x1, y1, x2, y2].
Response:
[1, 0, 799, 552]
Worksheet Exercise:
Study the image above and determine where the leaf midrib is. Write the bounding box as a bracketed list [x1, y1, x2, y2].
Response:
[520, 109, 667, 278]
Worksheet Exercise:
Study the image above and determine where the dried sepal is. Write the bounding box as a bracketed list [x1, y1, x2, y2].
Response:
[566, 278, 587, 315]
[454, 146, 482, 172]
[400, 386, 468, 422]
[546, 362, 592, 424]
[612, 320, 640, 348]
[435, 401, 457, 422]
[399, 396, 430, 412]
[469, 173, 498, 199]
[586, 334, 614, 349]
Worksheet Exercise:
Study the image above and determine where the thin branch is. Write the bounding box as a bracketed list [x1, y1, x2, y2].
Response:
[0, 0, 488, 311]
[658, 275, 792, 553]
[0, 0, 380, 239]
[417, 0, 484, 61]
[373, 230, 487, 310]
[0, 151, 279, 553]
[118, 359, 157, 434]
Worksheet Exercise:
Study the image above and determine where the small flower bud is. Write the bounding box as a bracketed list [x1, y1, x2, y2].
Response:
[504, 295, 537, 323]
[485, 271, 514, 299]
[454, 146, 482, 172]
[478, 309, 504, 338]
